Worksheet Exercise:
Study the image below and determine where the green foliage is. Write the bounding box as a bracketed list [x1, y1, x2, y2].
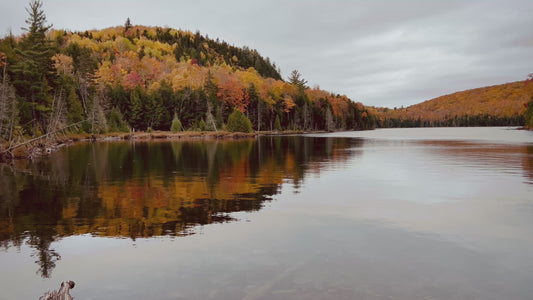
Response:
[226, 109, 253, 133]
[198, 118, 207, 131]
[11, 0, 55, 136]
[0, 78, 18, 140]
[274, 115, 282, 131]
[1, 4, 383, 139]
[67, 87, 84, 123]
[129, 88, 146, 130]
[288, 70, 308, 91]
[158, 28, 281, 80]
[107, 107, 129, 132]
[170, 114, 182, 132]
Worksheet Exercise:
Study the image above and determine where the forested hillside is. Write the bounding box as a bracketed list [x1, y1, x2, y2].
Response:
[374, 80, 532, 128]
[0, 1, 374, 145]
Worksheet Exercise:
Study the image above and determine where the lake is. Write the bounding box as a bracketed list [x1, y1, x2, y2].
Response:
[1, 127, 533, 299]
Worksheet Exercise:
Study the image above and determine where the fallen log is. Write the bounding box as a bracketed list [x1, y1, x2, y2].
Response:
[0, 120, 85, 155]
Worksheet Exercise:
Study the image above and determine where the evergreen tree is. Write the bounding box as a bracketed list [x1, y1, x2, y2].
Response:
[12, 0, 55, 136]
[170, 113, 182, 132]
[288, 70, 308, 91]
[129, 89, 145, 130]
[226, 109, 253, 133]
[106, 107, 129, 132]
[124, 18, 132, 33]
[66, 87, 83, 123]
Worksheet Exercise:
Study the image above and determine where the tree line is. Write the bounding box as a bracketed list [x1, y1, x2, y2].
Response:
[0, 0, 375, 145]
[372, 79, 533, 129]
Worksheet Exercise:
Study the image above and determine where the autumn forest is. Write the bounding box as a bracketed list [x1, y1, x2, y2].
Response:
[0, 0, 532, 151]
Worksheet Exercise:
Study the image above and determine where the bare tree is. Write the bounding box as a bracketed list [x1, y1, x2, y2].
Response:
[0, 53, 18, 142]
[326, 107, 335, 132]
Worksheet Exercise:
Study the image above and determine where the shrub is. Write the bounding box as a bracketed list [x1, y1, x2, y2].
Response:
[226, 109, 253, 133]
[170, 114, 182, 132]
[199, 119, 207, 131]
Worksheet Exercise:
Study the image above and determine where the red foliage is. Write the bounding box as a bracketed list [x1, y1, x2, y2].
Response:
[217, 78, 249, 112]
[123, 71, 144, 90]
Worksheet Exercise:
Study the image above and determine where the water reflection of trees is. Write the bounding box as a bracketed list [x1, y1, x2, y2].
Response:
[524, 146, 533, 184]
[0, 136, 359, 277]
[417, 141, 533, 185]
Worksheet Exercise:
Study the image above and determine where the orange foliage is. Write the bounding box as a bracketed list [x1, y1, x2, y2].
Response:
[329, 96, 349, 118]
[41, 26, 373, 128]
[284, 95, 296, 113]
[377, 81, 529, 123]
[217, 76, 249, 112]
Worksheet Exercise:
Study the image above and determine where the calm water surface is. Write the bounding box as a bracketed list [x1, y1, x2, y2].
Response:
[1, 127, 533, 299]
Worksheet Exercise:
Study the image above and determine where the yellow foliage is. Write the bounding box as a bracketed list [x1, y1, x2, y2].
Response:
[306, 87, 329, 103]
[171, 63, 208, 91]
[48, 25, 371, 124]
[235, 68, 261, 89]
[52, 54, 73, 76]
[114, 36, 136, 53]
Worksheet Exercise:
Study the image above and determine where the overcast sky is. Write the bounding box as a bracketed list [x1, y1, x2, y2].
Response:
[1, 0, 532, 108]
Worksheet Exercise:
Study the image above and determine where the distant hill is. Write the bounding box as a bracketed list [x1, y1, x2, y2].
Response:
[374, 81, 530, 127]
[0, 10, 375, 141]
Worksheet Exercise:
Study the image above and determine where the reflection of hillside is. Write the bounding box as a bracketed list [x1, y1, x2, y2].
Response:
[414, 141, 533, 184]
[0, 136, 358, 277]
[524, 146, 533, 184]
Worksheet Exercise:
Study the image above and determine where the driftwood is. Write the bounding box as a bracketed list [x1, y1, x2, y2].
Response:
[39, 281, 75, 300]
[0, 120, 85, 157]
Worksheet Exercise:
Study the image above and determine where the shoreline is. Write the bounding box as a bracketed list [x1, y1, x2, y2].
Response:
[0, 130, 312, 161]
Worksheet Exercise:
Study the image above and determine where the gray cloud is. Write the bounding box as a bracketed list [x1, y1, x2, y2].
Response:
[1, 0, 532, 107]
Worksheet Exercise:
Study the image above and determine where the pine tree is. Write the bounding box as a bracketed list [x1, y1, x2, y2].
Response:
[288, 70, 308, 91]
[124, 18, 132, 33]
[12, 0, 54, 136]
